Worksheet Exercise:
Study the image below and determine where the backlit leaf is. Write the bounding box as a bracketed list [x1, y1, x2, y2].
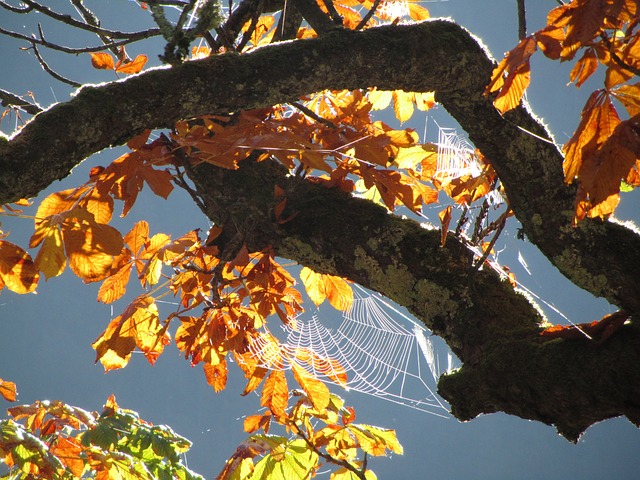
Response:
[115, 54, 148, 74]
[204, 360, 228, 392]
[0, 378, 17, 401]
[261, 370, 289, 419]
[292, 363, 330, 412]
[438, 205, 452, 247]
[0, 240, 39, 293]
[487, 36, 537, 113]
[90, 52, 115, 70]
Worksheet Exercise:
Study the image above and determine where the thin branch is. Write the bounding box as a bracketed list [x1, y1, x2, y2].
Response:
[290, 0, 339, 34]
[471, 213, 507, 271]
[0, 0, 32, 13]
[31, 40, 81, 87]
[601, 32, 640, 77]
[0, 25, 159, 54]
[355, 0, 380, 30]
[291, 101, 336, 128]
[517, 0, 526, 40]
[70, 0, 122, 58]
[211, 0, 263, 51]
[19, 0, 161, 39]
[476, 207, 513, 241]
[321, 0, 343, 27]
[0, 89, 42, 115]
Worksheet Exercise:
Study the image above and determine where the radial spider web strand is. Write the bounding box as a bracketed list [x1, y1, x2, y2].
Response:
[245, 285, 453, 416]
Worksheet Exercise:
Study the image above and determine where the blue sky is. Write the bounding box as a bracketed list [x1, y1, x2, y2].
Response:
[1, 1, 639, 478]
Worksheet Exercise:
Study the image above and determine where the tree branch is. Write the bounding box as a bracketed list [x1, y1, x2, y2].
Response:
[1, 20, 637, 315]
[185, 155, 640, 441]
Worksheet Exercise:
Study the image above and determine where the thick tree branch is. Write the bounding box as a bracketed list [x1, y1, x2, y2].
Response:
[1, 20, 638, 315]
[186, 157, 640, 441]
[1, 20, 640, 436]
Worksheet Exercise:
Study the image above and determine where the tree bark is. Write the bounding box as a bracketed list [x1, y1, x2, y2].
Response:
[1, 19, 639, 438]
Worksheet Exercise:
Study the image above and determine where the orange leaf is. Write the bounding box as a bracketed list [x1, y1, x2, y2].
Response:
[64, 220, 124, 282]
[323, 274, 353, 311]
[0, 378, 17, 402]
[90, 52, 115, 70]
[438, 205, 452, 247]
[260, 369, 288, 419]
[487, 36, 537, 113]
[204, 360, 228, 392]
[243, 412, 271, 434]
[97, 262, 133, 304]
[570, 48, 599, 88]
[0, 240, 39, 293]
[115, 54, 148, 74]
[292, 363, 330, 412]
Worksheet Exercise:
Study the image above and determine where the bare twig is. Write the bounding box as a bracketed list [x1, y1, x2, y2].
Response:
[0, 1, 33, 13]
[517, 0, 526, 40]
[321, 0, 343, 27]
[290, 0, 339, 34]
[0, 26, 158, 54]
[291, 101, 337, 128]
[356, 0, 380, 30]
[31, 40, 81, 87]
[20, 0, 162, 39]
[476, 208, 513, 241]
[471, 213, 508, 271]
[601, 32, 640, 77]
[0, 89, 42, 115]
[454, 205, 469, 237]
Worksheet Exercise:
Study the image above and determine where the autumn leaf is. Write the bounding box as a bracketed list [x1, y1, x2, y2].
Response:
[115, 54, 148, 74]
[438, 205, 452, 247]
[487, 36, 537, 113]
[292, 363, 331, 412]
[204, 359, 228, 392]
[393, 90, 414, 123]
[300, 267, 353, 311]
[0, 378, 17, 401]
[570, 47, 599, 88]
[90, 52, 115, 70]
[0, 240, 39, 293]
[261, 369, 289, 419]
[92, 295, 166, 370]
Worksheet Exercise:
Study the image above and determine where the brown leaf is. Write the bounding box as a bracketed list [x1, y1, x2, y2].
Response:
[115, 54, 148, 74]
[204, 360, 228, 392]
[0, 379, 17, 402]
[90, 52, 115, 70]
[438, 205, 452, 247]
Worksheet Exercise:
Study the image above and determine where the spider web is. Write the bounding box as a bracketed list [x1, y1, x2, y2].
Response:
[244, 285, 454, 417]
[434, 125, 483, 181]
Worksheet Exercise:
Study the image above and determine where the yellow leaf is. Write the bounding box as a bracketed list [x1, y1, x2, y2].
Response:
[292, 363, 330, 412]
[90, 52, 115, 70]
[392, 90, 414, 123]
[368, 89, 393, 110]
[300, 267, 327, 306]
[116, 54, 148, 74]
[393, 145, 437, 170]
[0, 240, 39, 293]
[0, 378, 17, 402]
[34, 227, 66, 279]
[408, 3, 429, 21]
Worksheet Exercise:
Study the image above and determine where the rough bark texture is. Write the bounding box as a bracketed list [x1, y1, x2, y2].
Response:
[1, 19, 639, 439]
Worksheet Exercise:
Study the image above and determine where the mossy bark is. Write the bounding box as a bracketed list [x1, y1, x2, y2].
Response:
[1, 19, 639, 438]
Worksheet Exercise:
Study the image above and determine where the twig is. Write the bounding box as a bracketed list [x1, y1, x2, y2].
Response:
[0, 1, 33, 13]
[601, 32, 640, 77]
[476, 208, 513, 241]
[31, 40, 81, 88]
[0, 89, 42, 115]
[356, 0, 380, 30]
[291, 101, 337, 128]
[517, 0, 526, 40]
[0, 26, 158, 54]
[322, 0, 343, 27]
[20, 0, 162, 39]
[471, 214, 507, 271]
[454, 205, 469, 237]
